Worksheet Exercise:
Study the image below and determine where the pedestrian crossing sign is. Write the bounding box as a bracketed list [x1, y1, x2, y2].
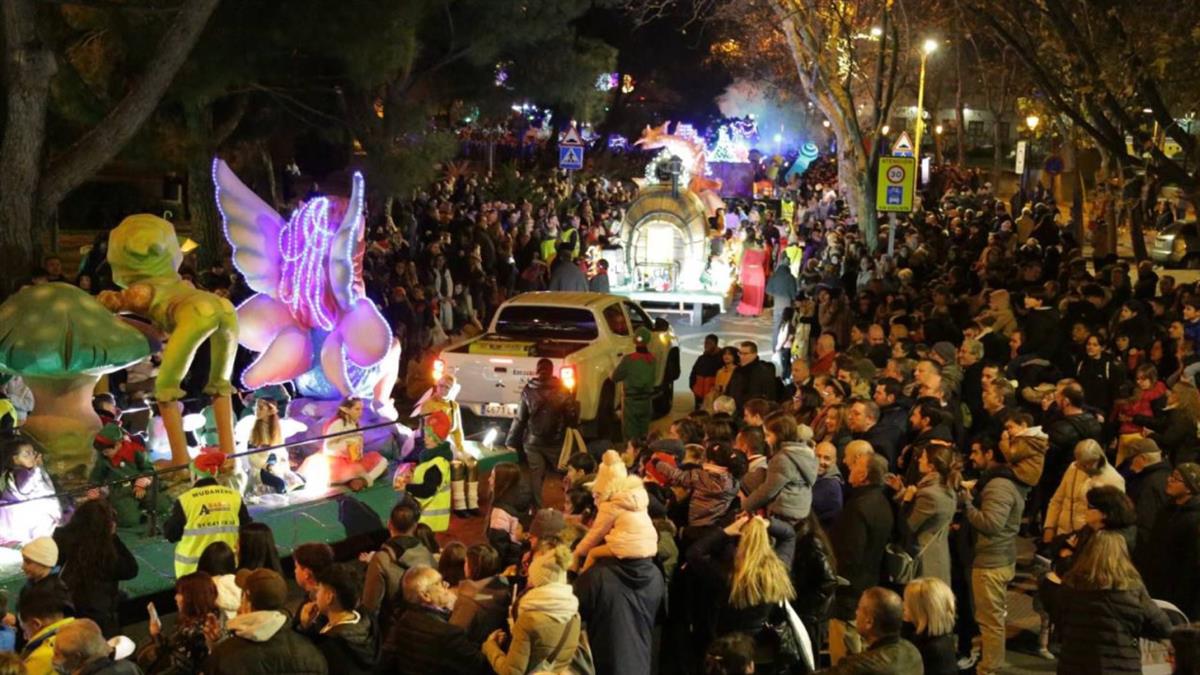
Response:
[559, 145, 584, 170]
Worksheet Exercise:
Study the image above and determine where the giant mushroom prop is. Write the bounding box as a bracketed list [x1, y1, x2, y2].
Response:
[0, 283, 151, 477]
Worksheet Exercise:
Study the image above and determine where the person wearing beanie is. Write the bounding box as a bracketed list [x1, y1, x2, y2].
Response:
[16, 536, 72, 633]
[1142, 462, 1200, 619]
[572, 450, 658, 572]
[163, 452, 251, 577]
[204, 568, 328, 675]
[612, 328, 658, 441]
[88, 422, 170, 528]
[483, 543, 581, 674]
[1127, 438, 1172, 562]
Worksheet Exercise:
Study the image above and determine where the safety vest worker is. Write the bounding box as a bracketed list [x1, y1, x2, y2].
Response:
[404, 445, 453, 532]
[163, 451, 251, 577]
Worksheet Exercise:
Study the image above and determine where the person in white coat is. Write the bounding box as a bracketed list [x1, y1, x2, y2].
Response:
[1043, 439, 1125, 543]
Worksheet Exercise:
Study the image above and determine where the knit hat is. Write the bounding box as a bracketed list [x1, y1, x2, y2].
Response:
[191, 451, 227, 479]
[932, 342, 957, 365]
[1127, 437, 1162, 458]
[235, 568, 288, 611]
[93, 423, 124, 449]
[1177, 463, 1200, 495]
[22, 536, 58, 568]
[634, 327, 652, 345]
[588, 449, 628, 499]
[529, 508, 566, 540]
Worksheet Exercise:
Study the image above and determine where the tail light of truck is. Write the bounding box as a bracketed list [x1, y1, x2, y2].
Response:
[561, 364, 577, 391]
[432, 358, 445, 382]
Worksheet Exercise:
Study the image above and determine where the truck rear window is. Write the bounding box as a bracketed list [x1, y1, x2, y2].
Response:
[493, 306, 599, 340]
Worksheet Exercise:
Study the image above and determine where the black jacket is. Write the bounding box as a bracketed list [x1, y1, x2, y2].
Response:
[1043, 585, 1172, 673]
[902, 623, 957, 675]
[1129, 461, 1171, 562]
[1044, 412, 1103, 489]
[830, 484, 895, 620]
[1023, 306, 1065, 362]
[574, 556, 665, 675]
[306, 613, 376, 675]
[1143, 496, 1200, 618]
[792, 531, 838, 624]
[377, 605, 488, 675]
[854, 422, 901, 471]
[726, 359, 778, 411]
[204, 613, 328, 675]
[53, 528, 138, 637]
[1076, 355, 1126, 415]
[1136, 407, 1200, 466]
[505, 375, 572, 450]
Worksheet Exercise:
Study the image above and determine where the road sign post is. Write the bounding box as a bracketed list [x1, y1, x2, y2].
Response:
[877, 155, 915, 258]
[558, 145, 584, 170]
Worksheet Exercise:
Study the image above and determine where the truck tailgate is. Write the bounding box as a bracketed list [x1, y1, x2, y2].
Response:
[443, 336, 588, 418]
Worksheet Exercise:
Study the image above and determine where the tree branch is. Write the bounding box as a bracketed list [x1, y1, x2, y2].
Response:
[37, 0, 219, 217]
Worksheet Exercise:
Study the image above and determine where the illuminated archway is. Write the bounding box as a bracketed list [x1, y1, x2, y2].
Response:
[620, 185, 709, 291]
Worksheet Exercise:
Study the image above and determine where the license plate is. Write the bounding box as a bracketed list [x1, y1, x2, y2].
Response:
[484, 403, 520, 418]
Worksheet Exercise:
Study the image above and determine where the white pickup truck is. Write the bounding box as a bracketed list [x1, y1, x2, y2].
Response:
[435, 292, 681, 438]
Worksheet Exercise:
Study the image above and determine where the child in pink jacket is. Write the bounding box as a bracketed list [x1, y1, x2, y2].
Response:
[572, 450, 658, 571]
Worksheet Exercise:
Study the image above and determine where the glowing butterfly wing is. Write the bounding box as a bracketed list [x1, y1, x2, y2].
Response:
[328, 171, 366, 311]
[213, 158, 285, 295]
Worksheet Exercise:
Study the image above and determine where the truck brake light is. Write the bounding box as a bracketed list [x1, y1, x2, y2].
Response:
[432, 358, 445, 382]
[561, 365, 577, 391]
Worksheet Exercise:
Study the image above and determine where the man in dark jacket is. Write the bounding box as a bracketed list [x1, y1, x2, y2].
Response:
[1022, 290, 1065, 364]
[547, 244, 589, 291]
[823, 587, 924, 674]
[1039, 382, 1102, 522]
[205, 569, 328, 675]
[302, 563, 375, 675]
[506, 358, 574, 505]
[574, 556, 665, 675]
[377, 566, 488, 675]
[725, 341, 777, 413]
[689, 334, 723, 410]
[871, 378, 910, 441]
[1142, 462, 1200, 619]
[1127, 438, 1172, 563]
[847, 400, 901, 469]
[829, 453, 894, 665]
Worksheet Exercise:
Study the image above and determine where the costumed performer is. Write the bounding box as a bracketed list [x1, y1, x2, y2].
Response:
[411, 374, 478, 524]
[299, 397, 387, 491]
[0, 436, 62, 544]
[234, 395, 306, 496]
[89, 423, 171, 528]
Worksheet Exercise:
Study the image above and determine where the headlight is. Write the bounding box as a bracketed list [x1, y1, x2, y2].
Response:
[1174, 239, 1187, 255]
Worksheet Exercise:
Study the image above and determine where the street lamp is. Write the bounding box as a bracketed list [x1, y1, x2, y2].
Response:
[934, 124, 944, 135]
[822, 119, 831, 128]
[881, 124, 890, 135]
[914, 39, 939, 163]
[870, 26, 883, 38]
[1026, 114, 1040, 132]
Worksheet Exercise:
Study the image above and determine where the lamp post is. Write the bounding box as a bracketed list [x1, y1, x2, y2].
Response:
[913, 38, 939, 163]
[1021, 114, 1040, 203]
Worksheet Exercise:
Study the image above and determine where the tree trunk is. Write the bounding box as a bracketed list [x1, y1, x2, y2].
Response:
[260, 147, 281, 209]
[991, 115, 1005, 186]
[0, 0, 56, 296]
[184, 103, 223, 268]
[955, 43, 967, 166]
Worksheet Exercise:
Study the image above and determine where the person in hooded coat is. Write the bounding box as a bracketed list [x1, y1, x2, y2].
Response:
[302, 563, 376, 675]
[573, 555, 665, 675]
[483, 543, 581, 675]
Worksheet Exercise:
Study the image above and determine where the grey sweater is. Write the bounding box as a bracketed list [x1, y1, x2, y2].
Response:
[742, 442, 819, 520]
[964, 469, 1025, 569]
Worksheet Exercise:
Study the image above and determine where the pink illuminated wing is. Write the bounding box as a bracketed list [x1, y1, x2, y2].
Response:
[328, 172, 366, 312]
[339, 297, 392, 367]
[241, 325, 313, 390]
[214, 158, 285, 295]
[235, 293, 296, 352]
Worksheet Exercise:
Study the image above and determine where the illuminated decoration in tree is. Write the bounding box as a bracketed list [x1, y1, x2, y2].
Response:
[709, 126, 751, 163]
[214, 159, 400, 403]
[643, 148, 692, 188]
[608, 135, 628, 150]
[494, 62, 511, 88]
[674, 123, 699, 143]
[621, 74, 636, 94]
[595, 72, 618, 92]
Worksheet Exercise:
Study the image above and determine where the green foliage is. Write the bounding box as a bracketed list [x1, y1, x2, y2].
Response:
[505, 38, 618, 122]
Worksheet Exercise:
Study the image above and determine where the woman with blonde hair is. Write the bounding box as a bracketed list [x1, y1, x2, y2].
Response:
[902, 577, 957, 675]
[688, 515, 796, 672]
[1042, 530, 1172, 673]
[299, 397, 387, 490]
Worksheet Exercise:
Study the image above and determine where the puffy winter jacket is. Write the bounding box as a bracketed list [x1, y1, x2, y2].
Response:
[653, 461, 737, 527]
[505, 375, 572, 450]
[1045, 462, 1125, 539]
[305, 612, 376, 675]
[1002, 425, 1049, 487]
[1043, 585, 1171, 673]
[204, 610, 328, 675]
[576, 476, 658, 560]
[1045, 412, 1103, 489]
[741, 442, 818, 521]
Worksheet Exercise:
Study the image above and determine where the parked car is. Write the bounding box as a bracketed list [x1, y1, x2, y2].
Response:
[1151, 220, 1200, 268]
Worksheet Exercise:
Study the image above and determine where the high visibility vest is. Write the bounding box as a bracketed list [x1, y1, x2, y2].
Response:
[174, 484, 242, 577]
[0, 399, 16, 430]
[412, 456, 451, 533]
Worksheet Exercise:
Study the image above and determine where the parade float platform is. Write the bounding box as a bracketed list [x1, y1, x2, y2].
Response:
[0, 440, 517, 602]
[621, 289, 729, 324]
